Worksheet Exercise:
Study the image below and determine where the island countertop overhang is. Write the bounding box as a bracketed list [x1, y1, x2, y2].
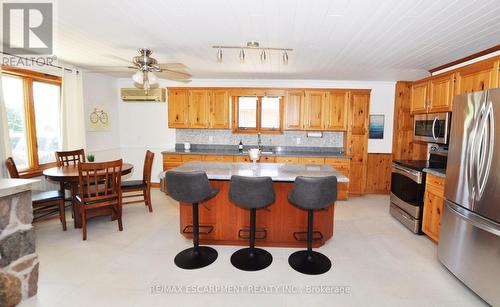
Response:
[167, 162, 349, 183]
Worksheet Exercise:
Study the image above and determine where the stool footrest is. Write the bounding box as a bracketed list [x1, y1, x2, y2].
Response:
[293, 231, 324, 241]
[183, 225, 214, 235]
[238, 228, 267, 240]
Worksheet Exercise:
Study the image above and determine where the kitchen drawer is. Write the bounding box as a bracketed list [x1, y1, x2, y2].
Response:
[163, 154, 182, 162]
[275, 156, 300, 164]
[260, 156, 276, 163]
[299, 157, 325, 165]
[426, 174, 445, 194]
[182, 155, 205, 162]
[324, 157, 350, 167]
[163, 162, 183, 171]
[234, 156, 251, 162]
[204, 155, 234, 162]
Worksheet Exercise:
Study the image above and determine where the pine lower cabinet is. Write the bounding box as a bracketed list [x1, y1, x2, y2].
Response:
[422, 174, 446, 242]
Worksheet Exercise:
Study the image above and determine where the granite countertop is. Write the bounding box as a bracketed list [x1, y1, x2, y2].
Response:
[162, 145, 351, 159]
[423, 168, 446, 178]
[0, 178, 39, 198]
[167, 162, 349, 182]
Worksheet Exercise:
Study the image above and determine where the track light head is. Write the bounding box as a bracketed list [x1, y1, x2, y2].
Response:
[216, 48, 223, 62]
[260, 49, 267, 62]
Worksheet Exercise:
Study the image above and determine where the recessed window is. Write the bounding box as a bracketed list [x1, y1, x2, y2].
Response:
[237, 97, 258, 129]
[233, 96, 282, 133]
[2, 68, 62, 174]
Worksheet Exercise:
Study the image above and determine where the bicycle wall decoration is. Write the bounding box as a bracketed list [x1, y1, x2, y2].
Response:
[88, 107, 110, 131]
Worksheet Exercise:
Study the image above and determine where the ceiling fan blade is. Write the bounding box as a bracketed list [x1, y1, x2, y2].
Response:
[158, 69, 191, 79]
[158, 63, 188, 70]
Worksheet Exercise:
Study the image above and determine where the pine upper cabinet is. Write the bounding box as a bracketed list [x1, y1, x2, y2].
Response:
[168, 89, 189, 128]
[428, 74, 455, 113]
[410, 80, 429, 114]
[188, 90, 210, 128]
[209, 90, 229, 129]
[284, 91, 304, 130]
[303, 90, 327, 130]
[324, 90, 349, 131]
[456, 60, 499, 94]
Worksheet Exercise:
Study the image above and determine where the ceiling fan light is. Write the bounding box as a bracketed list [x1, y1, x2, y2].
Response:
[282, 50, 288, 65]
[148, 71, 158, 85]
[239, 49, 245, 62]
[260, 49, 267, 63]
[132, 70, 143, 83]
[216, 48, 223, 62]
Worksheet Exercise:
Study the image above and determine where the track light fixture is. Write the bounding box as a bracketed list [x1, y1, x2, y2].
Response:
[213, 41, 292, 64]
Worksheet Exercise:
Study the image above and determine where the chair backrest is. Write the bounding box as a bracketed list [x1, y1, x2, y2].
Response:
[78, 159, 123, 204]
[143, 150, 155, 183]
[5, 157, 20, 178]
[288, 176, 338, 210]
[165, 170, 214, 204]
[56, 149, 85, 166]
[229, 175, 275, 209]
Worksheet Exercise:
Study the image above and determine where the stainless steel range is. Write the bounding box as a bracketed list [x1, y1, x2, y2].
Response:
[390, 146, 447, 233]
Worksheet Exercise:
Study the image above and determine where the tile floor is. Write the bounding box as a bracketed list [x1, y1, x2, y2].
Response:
[20, 190, 487, 307]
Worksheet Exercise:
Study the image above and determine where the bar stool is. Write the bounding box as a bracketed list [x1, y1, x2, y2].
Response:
[229, 175, 275, 271]
[165, 171, 219, 269]
[288, 176, 337, 275]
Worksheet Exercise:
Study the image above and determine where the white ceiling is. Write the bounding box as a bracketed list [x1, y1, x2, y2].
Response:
[51, 0, 500, 81]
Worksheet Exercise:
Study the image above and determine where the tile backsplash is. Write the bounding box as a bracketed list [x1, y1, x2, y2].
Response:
[176, 129, 344, 147]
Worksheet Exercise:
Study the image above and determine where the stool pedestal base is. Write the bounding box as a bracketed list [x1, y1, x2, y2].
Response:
[288, 250, 332, 275]
[231, 247, 273, 271]
[174, 246, 218, 270]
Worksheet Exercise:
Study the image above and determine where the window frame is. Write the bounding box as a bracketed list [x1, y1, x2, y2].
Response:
[232, 95, 284, 134]
[2, 66, 62, 177]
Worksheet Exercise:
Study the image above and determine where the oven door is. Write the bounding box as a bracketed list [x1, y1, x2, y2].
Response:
[390, 164, 425, 217]
[414, 113, 450, 144]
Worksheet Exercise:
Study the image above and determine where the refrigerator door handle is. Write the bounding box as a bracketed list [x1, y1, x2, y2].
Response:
[475, 100, 495, 200]
[446, 201, 500, 236]
[432, 116, 438, 140]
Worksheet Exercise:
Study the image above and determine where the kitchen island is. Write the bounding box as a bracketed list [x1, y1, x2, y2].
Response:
[167, 162, 348, 247]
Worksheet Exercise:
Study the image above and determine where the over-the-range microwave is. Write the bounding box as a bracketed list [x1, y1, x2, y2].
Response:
[414, 112, 450, 144]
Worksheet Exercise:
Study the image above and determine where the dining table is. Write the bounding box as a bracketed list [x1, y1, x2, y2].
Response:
[43, 163, 134, 228]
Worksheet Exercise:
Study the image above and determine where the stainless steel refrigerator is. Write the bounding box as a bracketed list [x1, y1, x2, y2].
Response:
[438, 88, 500, 306]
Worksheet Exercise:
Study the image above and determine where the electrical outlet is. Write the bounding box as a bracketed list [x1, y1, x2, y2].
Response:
[296, 137, 301, 144]
[209, 136, 214, 143]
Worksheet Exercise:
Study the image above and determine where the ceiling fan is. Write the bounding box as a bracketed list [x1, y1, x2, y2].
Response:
[128, 48, 191, 92]
[85, 48, 191, 93]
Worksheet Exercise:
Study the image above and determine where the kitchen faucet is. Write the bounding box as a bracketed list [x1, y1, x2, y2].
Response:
[257, 132, 262, 150]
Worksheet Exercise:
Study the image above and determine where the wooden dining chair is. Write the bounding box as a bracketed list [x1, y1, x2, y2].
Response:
[55, 149, 86, 166]
[75, 159, 123, 240]
[121, 150, 154, 212]
[5, 157, 67, 230]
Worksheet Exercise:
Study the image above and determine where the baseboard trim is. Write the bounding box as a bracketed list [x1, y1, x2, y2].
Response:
[151, 182, 160, 188]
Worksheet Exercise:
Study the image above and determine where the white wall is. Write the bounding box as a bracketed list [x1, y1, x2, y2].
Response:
[82, 73, 122, 161]
[116, 80, 176, 181]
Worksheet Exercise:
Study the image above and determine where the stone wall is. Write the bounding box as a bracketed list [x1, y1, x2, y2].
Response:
[0, 190, 39, 307]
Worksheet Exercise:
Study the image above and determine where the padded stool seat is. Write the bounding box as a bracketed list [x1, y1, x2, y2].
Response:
[229, 175, 275, 271]
[288, 175, 337, 275]
[166, 170, 219, 269]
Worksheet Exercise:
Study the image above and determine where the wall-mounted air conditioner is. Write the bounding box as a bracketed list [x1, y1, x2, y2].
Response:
[120, 88, 166, 102]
